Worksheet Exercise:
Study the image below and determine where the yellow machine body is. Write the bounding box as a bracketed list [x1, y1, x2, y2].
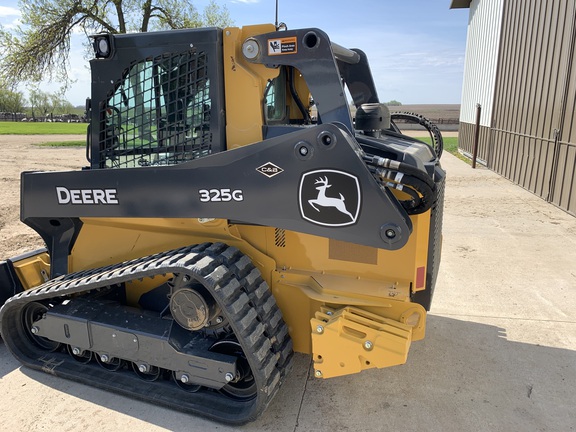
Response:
[6, 24, 438, 382]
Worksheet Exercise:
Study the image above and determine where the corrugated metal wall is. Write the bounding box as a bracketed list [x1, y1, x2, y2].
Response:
[549, 3, 576, 214]
[458, 0, 576, 215]
[459, 0, 504, 125]
[458, 122, 490, 164]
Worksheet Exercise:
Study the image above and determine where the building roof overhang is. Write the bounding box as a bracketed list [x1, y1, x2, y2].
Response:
[450, 0, 472, 9]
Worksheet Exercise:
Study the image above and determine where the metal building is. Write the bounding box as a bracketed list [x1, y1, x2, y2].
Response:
[452, 0, 576, 215]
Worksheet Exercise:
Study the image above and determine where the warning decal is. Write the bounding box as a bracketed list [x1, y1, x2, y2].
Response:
[268, 37, 298, 56]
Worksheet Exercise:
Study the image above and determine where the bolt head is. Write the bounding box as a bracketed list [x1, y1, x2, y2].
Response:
[180, 374, 189, 384]
[100, 354, 110, 363]
[363, 340, 373, 350]
[138, 364, 148, 373]
[216, 316, 224, 324]
[72, 347, 81, 356]
[225, 372, 235, 382]
[30, 326, 39, 334]
[242, 39, 260, 59]
[299, 146, 309, 156]
[314, 370, 323, 378]
[316, 325, 324, 334]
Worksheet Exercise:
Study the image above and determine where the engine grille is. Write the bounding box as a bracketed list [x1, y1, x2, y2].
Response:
[413, 164, 445, 310]
[428, 171, 445, 299]
[274, 228, 286, 248]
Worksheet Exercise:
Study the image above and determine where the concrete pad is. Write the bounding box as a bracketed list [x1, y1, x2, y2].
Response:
[1, 149, 575, 431]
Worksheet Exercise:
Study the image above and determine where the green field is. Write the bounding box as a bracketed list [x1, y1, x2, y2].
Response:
[0, 121, 87, 135]
[418, 136, 458, 154]
[419, 136, 470, 163]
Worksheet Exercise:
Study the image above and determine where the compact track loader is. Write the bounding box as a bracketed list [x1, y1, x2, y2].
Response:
[0, 24, 445, 423]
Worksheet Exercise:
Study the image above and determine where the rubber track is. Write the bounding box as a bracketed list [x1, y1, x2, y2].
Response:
[0, 243, 293, 424]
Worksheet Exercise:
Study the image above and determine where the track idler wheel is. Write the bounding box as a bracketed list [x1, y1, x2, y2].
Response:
[67, 345, 93, 364]
[132, 362, 162, 381]
[96, 353, 124, 371]
[210, 339, 257, 401]
[22, 302, 61, 352]
[172, 371, 202, 392]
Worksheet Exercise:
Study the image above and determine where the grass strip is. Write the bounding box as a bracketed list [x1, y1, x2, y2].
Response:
[418, 136, 470, 164]
[0, 122, 87, 135]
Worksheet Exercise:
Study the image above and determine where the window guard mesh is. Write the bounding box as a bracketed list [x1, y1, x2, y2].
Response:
[98, 50, 212, 168]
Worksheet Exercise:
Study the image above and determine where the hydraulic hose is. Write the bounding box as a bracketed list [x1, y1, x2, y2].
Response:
[364, 154, 436, 190]
[364, 154, 436, 215]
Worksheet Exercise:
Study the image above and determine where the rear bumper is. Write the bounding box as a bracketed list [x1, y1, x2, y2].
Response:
[310, 306, 418, 378]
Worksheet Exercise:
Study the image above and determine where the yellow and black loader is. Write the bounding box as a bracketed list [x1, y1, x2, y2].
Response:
[0, 24, 444, 423]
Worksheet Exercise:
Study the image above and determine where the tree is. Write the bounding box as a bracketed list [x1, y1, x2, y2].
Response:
[26, 88, 76, 118]
[384, 100, 402, 106]
[0, 84, 26, 113]
[59, 100, 75, 115]
[30, 89, 51, 118]
[49, 92, 70, 115]
[0, 0, 233, 88]
[28, 88, 41, 119]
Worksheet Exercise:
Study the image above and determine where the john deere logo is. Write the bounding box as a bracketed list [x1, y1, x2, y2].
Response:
[299, 170, 361, 226]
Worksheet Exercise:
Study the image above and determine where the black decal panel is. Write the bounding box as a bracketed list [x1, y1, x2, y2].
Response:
[299, 170, 360, 227]
[21, 125, 412, 250]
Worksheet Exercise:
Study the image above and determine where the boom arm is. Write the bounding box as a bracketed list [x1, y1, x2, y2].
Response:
[21, 124, 413, 277]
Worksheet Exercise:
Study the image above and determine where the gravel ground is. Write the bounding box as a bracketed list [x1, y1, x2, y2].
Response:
[1, 134, 575, 432]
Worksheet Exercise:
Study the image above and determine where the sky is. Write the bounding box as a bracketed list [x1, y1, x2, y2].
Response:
[0, 0, 470, 106]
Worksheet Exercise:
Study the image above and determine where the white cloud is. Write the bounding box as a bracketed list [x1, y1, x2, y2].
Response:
[0, 6, 20, 17]
[0, 6, 22, 30]
[231, 0, 261, 4]
[2, 19, 21, 30]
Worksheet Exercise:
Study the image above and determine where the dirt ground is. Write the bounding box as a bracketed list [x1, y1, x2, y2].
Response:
[1, 134, 575, 432]
[0, 135, 87, 257]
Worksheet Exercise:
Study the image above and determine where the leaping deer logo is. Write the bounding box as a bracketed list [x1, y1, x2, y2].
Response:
[308, 176, 355, 221]
[299, 170, 361, 226]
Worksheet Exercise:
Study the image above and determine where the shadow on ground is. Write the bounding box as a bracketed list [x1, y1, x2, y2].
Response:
[1, 314, 574, 432]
